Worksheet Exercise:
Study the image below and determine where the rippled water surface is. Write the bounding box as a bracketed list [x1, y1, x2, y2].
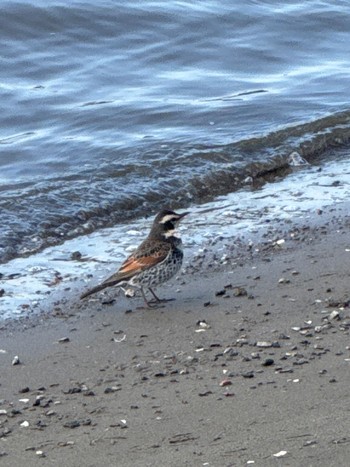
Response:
[1, 0, 350, 263]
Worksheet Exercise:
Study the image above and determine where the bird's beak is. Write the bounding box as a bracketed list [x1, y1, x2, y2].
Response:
[178, 211, 190, 220]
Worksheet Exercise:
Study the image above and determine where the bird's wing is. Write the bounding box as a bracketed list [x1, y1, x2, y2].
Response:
[80, 240, 170, 299]
[101, 240, 170, 286]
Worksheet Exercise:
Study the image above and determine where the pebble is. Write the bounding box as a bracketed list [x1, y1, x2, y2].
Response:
[197, 320, 210, 329]
[20, 421, 29, 427]
[58, 337, 70, 343]
[273, 450, 287, 457]
[233, 287, 248, 297]
[328, 310, 340, 320]
[104, 387, 120, 394]
[223, 347, 239, 357]
[256, 341, 273, 348]
[219, 379, 232, 387]
[303, 440, 318, 447]
[279, 333, 290, 340]
[215, 289, 226, 297]
[242, 371, 255, 379]
[198, 391, 213, 397]
[70, 251, 82, 260]
[236, 338, 249, 346]
[63, 420, 81, 429]
[262, 358, 274, 367]
[12, 356, 20, 366]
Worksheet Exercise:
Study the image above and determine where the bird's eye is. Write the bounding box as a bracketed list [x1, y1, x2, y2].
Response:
[163, 220, 175, 230]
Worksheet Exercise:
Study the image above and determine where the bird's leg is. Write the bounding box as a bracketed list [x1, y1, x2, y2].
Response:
[148, 288, 175, 303]
[141, 288, 156, 308]
[148, 288, 162, 302]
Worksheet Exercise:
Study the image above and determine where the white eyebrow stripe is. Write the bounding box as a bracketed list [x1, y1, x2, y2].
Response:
[159, 214, 177, 224]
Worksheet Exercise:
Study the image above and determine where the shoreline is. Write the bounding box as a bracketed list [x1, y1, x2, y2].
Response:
[1, 155, 350, 322]
[1, 206, 350, 466]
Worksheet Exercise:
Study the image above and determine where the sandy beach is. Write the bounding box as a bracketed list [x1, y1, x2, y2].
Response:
[1, 204, 350, 467]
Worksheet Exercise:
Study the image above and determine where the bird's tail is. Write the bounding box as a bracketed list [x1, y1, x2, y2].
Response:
[80, 276, 125, 300]
[80, 283, 109, 300]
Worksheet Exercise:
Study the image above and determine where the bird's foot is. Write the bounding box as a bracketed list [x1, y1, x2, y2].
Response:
[150, 297, 175, 303]
[147, 288, 175, 304]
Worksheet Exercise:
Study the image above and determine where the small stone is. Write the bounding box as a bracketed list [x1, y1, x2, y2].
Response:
[329, 310, 340, 320]
[236, 338, 249, 346]
[303, 440, 317, 447]
[219, 379, 232, 387]
[33, 398, 41, 407]
[20, 421, 29, 427]
[293, 359, 309, 366]
[223, 347, 239, 357]
[198, 391, 213, 397]
[278, 278, 290, 284]
[256, 341, 272, 348]
[63, 420, 80, 429]
[36, 451, 46, 458]
[104, 386, 120, 394]
[12, 356, 20, 366]
[0, 428, 11, 438]
[64, 387, 81, 395]
[70, 251, 82, 260]
[215, 289, 226, 297]
[197, 320, 210, 329]
[273, 450, 287, 457]
[242, 371, 255, 379]
[58, 337, 70, 343]
[233, 287, 248, 297]
[279, 333, 290, 340]
[262, 358, 274, 367]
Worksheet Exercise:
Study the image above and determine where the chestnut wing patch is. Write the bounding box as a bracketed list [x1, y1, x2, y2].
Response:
[100, 242, 170, 287]
[119, 254, 163, 274]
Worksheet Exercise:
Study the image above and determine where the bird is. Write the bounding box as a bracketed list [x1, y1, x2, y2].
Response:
[80, 209, 189, 307]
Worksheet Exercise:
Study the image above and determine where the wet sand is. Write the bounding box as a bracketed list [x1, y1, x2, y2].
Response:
[1, 207, 350, 466]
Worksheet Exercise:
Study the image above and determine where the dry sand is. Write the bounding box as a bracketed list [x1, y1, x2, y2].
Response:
[1, 207, 350, 467]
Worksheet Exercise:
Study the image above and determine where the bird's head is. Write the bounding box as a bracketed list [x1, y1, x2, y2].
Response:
[151, 209, 189, 239]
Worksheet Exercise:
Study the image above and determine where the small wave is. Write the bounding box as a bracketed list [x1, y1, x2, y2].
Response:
[1, 110, 350, 264]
